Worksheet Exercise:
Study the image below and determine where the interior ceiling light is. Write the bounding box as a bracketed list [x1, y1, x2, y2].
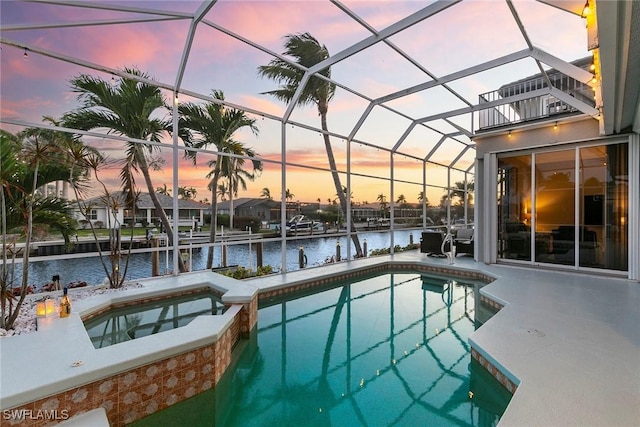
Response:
[582, 1, 590, 17]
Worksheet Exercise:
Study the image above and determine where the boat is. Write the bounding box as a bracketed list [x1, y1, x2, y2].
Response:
[286, 215, 320, 232]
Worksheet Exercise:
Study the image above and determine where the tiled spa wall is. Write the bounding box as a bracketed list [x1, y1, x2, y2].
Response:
[4, 295, 257, 427]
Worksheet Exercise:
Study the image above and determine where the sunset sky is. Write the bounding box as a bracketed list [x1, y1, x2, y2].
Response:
[0, 0, 590, 204]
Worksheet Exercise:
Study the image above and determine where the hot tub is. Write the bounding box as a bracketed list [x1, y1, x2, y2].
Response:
[83, 288, 226, 348]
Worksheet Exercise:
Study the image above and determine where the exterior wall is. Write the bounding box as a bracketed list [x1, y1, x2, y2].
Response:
[474, 117, 639, 280]
[94, 208, 120, 229]
[475, 118, 600, 157]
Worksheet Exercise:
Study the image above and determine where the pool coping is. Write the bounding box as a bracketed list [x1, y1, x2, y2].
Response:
[2, 253, 638, 426]
[0, 270, 256, 412]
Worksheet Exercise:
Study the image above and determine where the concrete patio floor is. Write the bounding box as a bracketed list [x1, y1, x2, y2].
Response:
[384, 253, 640, 426]
[2, 250, 637, 426]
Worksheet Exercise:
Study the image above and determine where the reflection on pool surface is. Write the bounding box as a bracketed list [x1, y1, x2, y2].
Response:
[134, 271, 511, 426]
[84, 290, 225, 349]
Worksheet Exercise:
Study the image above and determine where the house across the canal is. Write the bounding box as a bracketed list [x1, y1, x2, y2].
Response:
[76, 192, 209, 229]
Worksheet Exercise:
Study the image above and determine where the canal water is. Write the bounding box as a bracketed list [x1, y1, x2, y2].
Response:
[8, 230, 422, 288]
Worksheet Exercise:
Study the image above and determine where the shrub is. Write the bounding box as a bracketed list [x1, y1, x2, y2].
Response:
[217, 264, 275, 279]
[234, 216, 261, 233]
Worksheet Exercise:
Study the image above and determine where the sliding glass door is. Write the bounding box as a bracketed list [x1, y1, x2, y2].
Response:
[497, 155, 532, 261]
[497, 142, 628, 271]
[535, 150, 575, 266]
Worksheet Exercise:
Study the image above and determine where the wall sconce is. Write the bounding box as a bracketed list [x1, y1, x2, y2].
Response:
[35, 298, 56, 318]
[508, 130, 512, 138]
[554, 122, 558, 130]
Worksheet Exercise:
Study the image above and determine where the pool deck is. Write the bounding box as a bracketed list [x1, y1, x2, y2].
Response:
[252, 253, 640, 426]
[391, 253, 640, 427]
[1, 252, 638, 426]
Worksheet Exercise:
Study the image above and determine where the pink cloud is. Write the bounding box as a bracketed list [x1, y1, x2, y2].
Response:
[238, 94, 284, 117]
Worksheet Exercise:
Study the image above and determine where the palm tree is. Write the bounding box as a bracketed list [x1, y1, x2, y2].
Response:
[157, 184, 171, 195]
[216, 182, 228, 202]
[218, 142, 262, 229]
[260, 187, 272, 200]
[440, 180, 474, 207]
[62, 68, 186, 272]
[376, 193, 388, 218]
[451, 180, 474, 205]
[177, 90, 259, 268]
[340, 186, 353, 201]
[1, 128, 79, 329]
[285, 188, 295, 201]
[396, 194, 408, 218]
[258, 32, 363, 257]
[178, 186, 197, 200]
[418, 191, 430, 206]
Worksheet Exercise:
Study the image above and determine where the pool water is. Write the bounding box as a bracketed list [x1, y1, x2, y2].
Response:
[84, 290, 224, 349]
[133, 271, 511, 426]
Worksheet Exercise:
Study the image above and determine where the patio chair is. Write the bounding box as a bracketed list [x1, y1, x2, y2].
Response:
[420, 231, 451, 257]
[454, 228, 474, 256]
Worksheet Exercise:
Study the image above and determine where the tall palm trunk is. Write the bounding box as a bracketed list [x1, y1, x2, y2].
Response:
[135, 149, 187, 273]
[229, 187, 235, 230]
[319, 106, 363, 257]
[206, 166, 222, 269]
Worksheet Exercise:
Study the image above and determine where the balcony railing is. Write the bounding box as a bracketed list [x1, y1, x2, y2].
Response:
[477, 74, 594, 130]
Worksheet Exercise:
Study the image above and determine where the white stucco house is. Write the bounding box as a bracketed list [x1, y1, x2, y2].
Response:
[76, 192, 209, 230]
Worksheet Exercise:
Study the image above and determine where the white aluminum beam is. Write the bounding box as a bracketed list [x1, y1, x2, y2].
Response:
[307, 0, 461, 75]
[549, 87, 599, 116]
[347, 103, 375, 140]
[333, 0, 471, 108]
[507, 0, 553, 89]
[174, 1, 217, 92]
[449, 145, 472, 169]
[424, 135, 448, 162]
[26, 0, 193, 18]
[444, 119, 473, 138]
[375, 49, 531, 105]
[416, 87, 551, 123]
[391, 122, 417, 152]
[530, 47, 594, 83]
[1, 17, 183, 31]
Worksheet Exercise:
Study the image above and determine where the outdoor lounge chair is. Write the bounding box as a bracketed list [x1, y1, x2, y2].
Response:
[454, 228, 474, 256]
[420, 231, 451, 256]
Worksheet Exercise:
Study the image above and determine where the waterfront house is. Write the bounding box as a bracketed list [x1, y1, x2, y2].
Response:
[473, 46, 638, 278]
[77, 192, 209, 230]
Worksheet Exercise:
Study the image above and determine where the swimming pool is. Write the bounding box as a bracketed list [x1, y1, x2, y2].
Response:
[84, 289, 225, 349]
[133, 271, 511, 426]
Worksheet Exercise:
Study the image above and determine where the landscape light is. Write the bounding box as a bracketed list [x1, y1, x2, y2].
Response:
[35, 298, 55, 318]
